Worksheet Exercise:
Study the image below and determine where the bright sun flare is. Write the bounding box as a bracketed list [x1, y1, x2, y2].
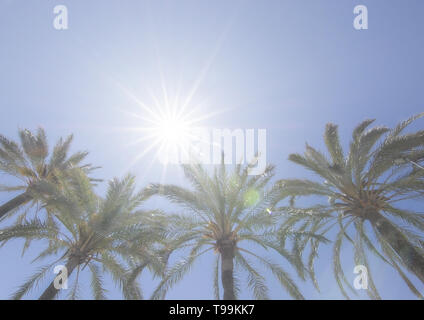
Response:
[147, 112, 197, 165]
[114, 80, 224, 173]
[133, 109, 196, 166]
[118, 91, 218, 170]
[153, 115, 192, 146]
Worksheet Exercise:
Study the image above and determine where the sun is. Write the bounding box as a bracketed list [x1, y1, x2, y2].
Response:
[113, 80, 224, 174]
[117, 89, 219, 170]
[148, 112, 196, 164]
[153, 114, 192, 147]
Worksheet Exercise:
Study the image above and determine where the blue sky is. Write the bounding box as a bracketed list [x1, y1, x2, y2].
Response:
[0, 0, 424, 299]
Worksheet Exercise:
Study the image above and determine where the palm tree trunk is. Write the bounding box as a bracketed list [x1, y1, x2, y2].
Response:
[0, 192, 32, 219]
[220, 246, 236, 300]
[368, 210, 424, 284]
[38, 257, 79, 300]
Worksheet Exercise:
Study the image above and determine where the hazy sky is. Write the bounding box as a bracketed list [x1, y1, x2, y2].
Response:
[0, 0, 423, 299]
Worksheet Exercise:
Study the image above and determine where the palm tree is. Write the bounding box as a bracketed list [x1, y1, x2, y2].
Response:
[124, 221, 193, 294]
[277, 113, 424, 298]
[0, 128, 98, 221]
[147, 160, 306, 300]
[0, 170, 167, 299]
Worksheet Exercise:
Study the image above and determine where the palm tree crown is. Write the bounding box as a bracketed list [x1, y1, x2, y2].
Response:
[277, 113, 424, 298]
[148, 160, 306, 300]
[0, 128, 98, 221]
[0, 170, 167, 299]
